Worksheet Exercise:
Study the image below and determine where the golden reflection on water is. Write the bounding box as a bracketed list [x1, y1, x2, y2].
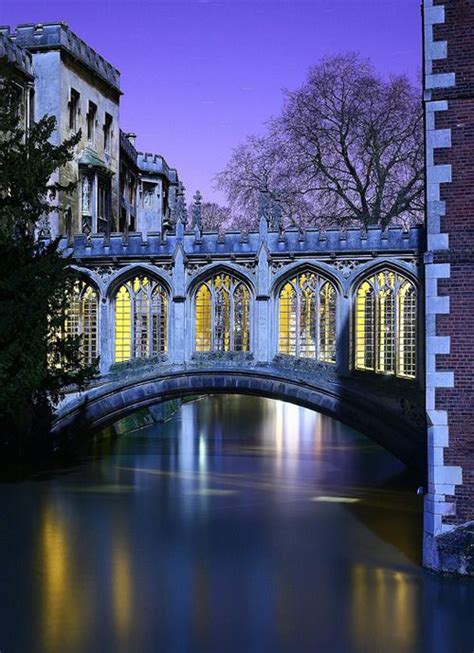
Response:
[31, 397, 427, 653]
[39, 502, 86, 653]
[351, 563, 416, 651]
[112, 535, 132, 642]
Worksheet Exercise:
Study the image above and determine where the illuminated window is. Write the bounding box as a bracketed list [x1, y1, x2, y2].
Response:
[278, 271, 336, 363]
[66, 280, 98, 365]
[355, 269, 417, 379]
[194, 272, 250, 352]
[114, 275, 168, 363]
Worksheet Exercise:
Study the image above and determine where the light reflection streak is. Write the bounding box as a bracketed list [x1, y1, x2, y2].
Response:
[112, 535, 132, 641]
[350, 564, 416, 651]
[39, 502, 85, 652]
[310, 496, 360, 504]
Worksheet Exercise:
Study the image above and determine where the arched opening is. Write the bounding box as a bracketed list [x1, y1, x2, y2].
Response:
[278, 270, 336, 362]
[194, 272, 251, 353]
[354, 269, 417, 379]
[114, 275, 168, 363]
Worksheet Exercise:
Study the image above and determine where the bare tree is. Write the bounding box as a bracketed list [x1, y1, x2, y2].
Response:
[215, 134, 309, 230]
[217, 54, 423, 229]
[189, 201, 233, 232]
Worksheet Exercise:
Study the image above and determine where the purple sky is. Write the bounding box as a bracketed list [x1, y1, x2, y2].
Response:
[1, 0, 421, 204]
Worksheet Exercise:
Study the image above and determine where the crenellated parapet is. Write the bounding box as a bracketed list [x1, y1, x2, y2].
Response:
[137, 152, 179, 185]
[59, 223, 423, 261]
[0, 23, 120, 92]
[0, 31, 33, 79]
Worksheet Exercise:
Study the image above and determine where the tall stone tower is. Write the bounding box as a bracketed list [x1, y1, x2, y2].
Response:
[423, 0, 474, 573]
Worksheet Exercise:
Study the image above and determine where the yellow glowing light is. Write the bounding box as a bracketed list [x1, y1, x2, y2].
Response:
[194, 273, 250, 352]
[186, 488, 238, 496]
[355, 270, 416, 378]
[65, 279, 99, 365]
[114, 275, 168, 362]
[113, 537, 132, 639]
[115, 284, 131, 362]
[195, 283, 212, 351]
[310, 496, 360, 503]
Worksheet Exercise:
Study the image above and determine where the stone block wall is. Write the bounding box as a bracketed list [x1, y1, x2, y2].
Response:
[423, 0, 474, 571]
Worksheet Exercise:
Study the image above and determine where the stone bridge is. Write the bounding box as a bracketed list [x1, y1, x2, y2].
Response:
[53, 359, 426, 470]
[54, 207, 425, 470]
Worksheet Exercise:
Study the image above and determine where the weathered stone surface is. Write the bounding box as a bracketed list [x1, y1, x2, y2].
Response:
[54, 359, 426, 470]
[426, 521, 474, 576]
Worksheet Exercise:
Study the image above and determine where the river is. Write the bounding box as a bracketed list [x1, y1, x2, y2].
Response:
[0, 395, 472, 653]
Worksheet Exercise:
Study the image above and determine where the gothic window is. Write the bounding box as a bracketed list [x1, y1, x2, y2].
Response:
[65, 207, 73, 241]
[66, 280, 98, 366]
[355, 269, 417, 379]
[278, 271, 336, 363]
[103, 112, 113, 152]
[80, 173, 93, 235]
[97, 175, 111, 234]
[319, 282, 337, 363]
[68, 88, 80, 131]
[194, 273, 250, 353]
[114, 275, 168, 363]
[142, 182, 155, 209]
[87, 101, 97, 142]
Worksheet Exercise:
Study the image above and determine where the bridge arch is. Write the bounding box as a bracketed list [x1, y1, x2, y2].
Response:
[53, 365, 425, 469]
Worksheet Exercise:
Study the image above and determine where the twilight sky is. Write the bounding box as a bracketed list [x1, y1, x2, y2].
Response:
[0, 0, 421, 204]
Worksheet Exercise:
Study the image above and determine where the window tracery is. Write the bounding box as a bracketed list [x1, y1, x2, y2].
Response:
[355, 269, 417, 378]
[66, 280, 99, 365]
[195, 273, 250, 352]
[114, 275, 168, 363]
[278, 271, 336, 363]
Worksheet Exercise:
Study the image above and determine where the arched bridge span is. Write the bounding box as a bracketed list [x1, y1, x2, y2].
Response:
[54, 361, 426, 470]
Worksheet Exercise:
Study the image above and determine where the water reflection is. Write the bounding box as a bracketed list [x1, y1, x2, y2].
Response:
[0, 395, 472, 653]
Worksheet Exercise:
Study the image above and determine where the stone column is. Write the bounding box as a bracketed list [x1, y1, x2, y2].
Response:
[255, 243, 271, 363]
[336, 293, 351, 377]
[99, 295, 113, 374]
[170, 244, 186, 364]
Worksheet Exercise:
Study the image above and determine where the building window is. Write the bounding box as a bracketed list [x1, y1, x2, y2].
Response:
[355, 269, 417, 379]
[194, 272, 250, 352]
[66, 280, 99, 366]
[114, 276, 168, 363]
[103, 112, 113, 152]
[68, 88, 80, 131]
[97, 175, 111, 234]
[87, 101, 97, 142]
[28, 86, 35, 128]
[80, 172, 93, 235]
[278, 270, 336, 362]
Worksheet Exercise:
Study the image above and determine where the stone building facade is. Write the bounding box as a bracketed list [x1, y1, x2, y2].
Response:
[423, 0, 474, 573]
[0, 22, 180, 240]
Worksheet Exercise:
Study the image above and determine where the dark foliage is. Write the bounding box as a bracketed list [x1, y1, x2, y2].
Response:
[0, 80, 96, 456]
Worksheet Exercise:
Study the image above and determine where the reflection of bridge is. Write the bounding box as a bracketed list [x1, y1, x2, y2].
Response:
[55, 208, 424, 471]
[54, 360, 425, 468]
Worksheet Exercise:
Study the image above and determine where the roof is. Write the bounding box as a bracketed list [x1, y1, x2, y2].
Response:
[0, 23, 120, 92]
